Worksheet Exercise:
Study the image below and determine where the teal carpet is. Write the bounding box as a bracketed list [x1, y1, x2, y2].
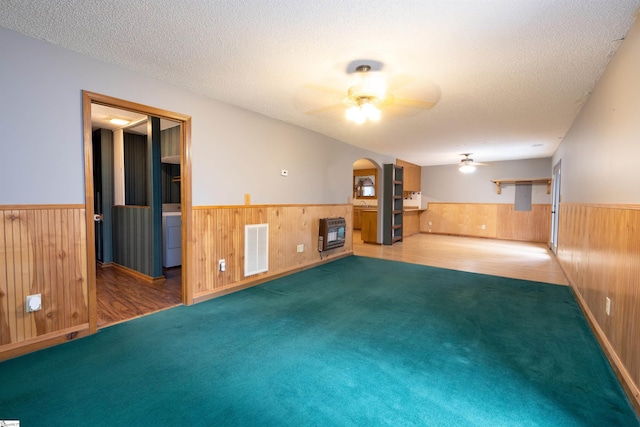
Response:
[1, 256, 638, 426]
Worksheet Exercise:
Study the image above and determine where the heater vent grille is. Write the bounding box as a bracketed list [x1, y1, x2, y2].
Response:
[245, 224, 268, 276]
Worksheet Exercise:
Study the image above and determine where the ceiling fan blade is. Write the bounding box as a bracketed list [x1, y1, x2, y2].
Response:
[386, 74, 417, 92]
[304, 103, 344, 115]
[458, 161, 488, 167]
[302, 83, 345, 97]
[388, 96, 436, 110]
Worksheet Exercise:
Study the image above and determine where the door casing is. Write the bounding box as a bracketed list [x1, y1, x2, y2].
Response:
[82, 91, 193, 333]
[550, 160, 561, 254]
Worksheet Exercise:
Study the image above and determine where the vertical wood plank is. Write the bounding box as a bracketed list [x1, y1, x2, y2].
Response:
[44, 209, 56, 332]
[0, 211, 10, 345]
[12, 210, 27, 342]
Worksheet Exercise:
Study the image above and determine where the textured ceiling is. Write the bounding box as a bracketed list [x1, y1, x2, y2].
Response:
[2, 1, 639, 166]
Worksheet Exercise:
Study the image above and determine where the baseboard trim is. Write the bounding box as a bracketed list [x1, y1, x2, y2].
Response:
[97, 261, 114, 268]
[419, 231, 548, 244]
[559, 262, 640, 414]
[193, 252, 353, 304]
[111, 263, 165, 283]
[0, 324, 90, 362]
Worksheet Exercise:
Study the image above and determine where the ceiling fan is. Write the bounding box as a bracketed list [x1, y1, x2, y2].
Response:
[458, 154, 486, 174]
[304, 64, 437, 123]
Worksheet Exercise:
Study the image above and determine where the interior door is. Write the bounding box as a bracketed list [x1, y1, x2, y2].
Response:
[92, 135, 104, 262]
[550, 160, 561, 254]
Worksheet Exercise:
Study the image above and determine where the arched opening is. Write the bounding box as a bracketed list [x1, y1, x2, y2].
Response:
[352, 158, 381, 244]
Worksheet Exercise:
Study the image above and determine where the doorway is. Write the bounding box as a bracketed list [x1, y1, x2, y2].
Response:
[550, 160, 561, 254]
[82, 91, 193, 332]
[353, 158, 382, 244]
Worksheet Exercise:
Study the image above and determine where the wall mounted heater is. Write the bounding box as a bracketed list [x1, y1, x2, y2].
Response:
[318, 217, 346, 252]
[245, 224, 268, 276]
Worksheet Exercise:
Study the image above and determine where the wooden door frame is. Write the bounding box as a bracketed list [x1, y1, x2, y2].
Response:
[82, 91, 193, 333]
[550, 159, 561, 254]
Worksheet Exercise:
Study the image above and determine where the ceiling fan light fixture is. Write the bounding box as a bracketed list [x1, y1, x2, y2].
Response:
[361, 102, 381, 121]
[352, 65, 387, 101]
[459, 164, 476, 174]
[346, 105, 363, 123]
[458, 153, 477, 173]
[346, 101, 380, 124]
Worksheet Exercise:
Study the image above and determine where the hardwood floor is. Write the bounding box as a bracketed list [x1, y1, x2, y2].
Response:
[96, 266, 183, 328]
[353, 231, 568, 286]
[95, 233, 565, 328]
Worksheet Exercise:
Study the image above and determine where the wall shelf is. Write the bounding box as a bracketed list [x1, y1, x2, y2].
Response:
[491, 178, 551, 195]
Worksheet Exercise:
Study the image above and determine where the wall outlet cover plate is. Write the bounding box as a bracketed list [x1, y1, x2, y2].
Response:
[26, 294, 42, 312]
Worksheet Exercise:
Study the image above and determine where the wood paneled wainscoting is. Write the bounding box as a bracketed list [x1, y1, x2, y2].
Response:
[191, 204, 352, 302]
[420, 203, 551, 243]
[557, 203, 640, 410]
[0, 205, 89, 361]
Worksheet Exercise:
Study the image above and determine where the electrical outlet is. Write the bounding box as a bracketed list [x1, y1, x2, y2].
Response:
[26, 294, 42, 312]
[481, 224, 486, 230]
[605, 297, 611, 316]
[428, 221, 432, 226]
[281, 169, 288, 177]
[218, 259, 226, 272]
[297, 244, 304, 253]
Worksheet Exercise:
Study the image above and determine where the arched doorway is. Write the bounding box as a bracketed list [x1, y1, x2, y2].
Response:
[352, 158, 381, 244]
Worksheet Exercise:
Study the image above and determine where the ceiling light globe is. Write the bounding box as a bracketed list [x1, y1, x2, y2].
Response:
[459, 164, 476, 174]
[361, 103, 375, 115]
[354, 113, 366, 125]
[368, 106, 381, 122]
[360, 103, 381, 122]
[346, 106, 360, 122]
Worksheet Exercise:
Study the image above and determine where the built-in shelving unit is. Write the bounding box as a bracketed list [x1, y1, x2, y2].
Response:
[383, 164, 404, 245]
[491, 178, 551, 195]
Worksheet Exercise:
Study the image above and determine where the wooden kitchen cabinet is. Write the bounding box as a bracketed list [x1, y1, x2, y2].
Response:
[353, 208, 362, 230]
[360, 210, 378, 243]
[396, 159, 421, 192]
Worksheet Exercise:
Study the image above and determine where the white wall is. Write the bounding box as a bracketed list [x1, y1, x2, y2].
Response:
[553, 16, 640, 204]
[0, 27, 393, 206]
[422, 158, 552, 204]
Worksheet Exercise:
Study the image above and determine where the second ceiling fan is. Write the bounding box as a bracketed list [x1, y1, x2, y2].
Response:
[458, 154, 486, 174]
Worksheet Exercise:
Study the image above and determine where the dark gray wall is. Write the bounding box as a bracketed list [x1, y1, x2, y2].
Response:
[124, 132, 148, 206]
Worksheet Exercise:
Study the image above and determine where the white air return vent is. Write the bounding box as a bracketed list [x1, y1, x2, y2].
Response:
[245, 224, 268, 276]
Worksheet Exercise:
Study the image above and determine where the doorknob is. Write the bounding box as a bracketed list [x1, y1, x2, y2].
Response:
[93, 214, 103, 222]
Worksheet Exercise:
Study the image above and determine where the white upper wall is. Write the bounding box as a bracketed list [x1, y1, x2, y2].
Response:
[553, 15, 640, 204]
[0, 27, 393, 206]
[422, 158, 552, 204]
